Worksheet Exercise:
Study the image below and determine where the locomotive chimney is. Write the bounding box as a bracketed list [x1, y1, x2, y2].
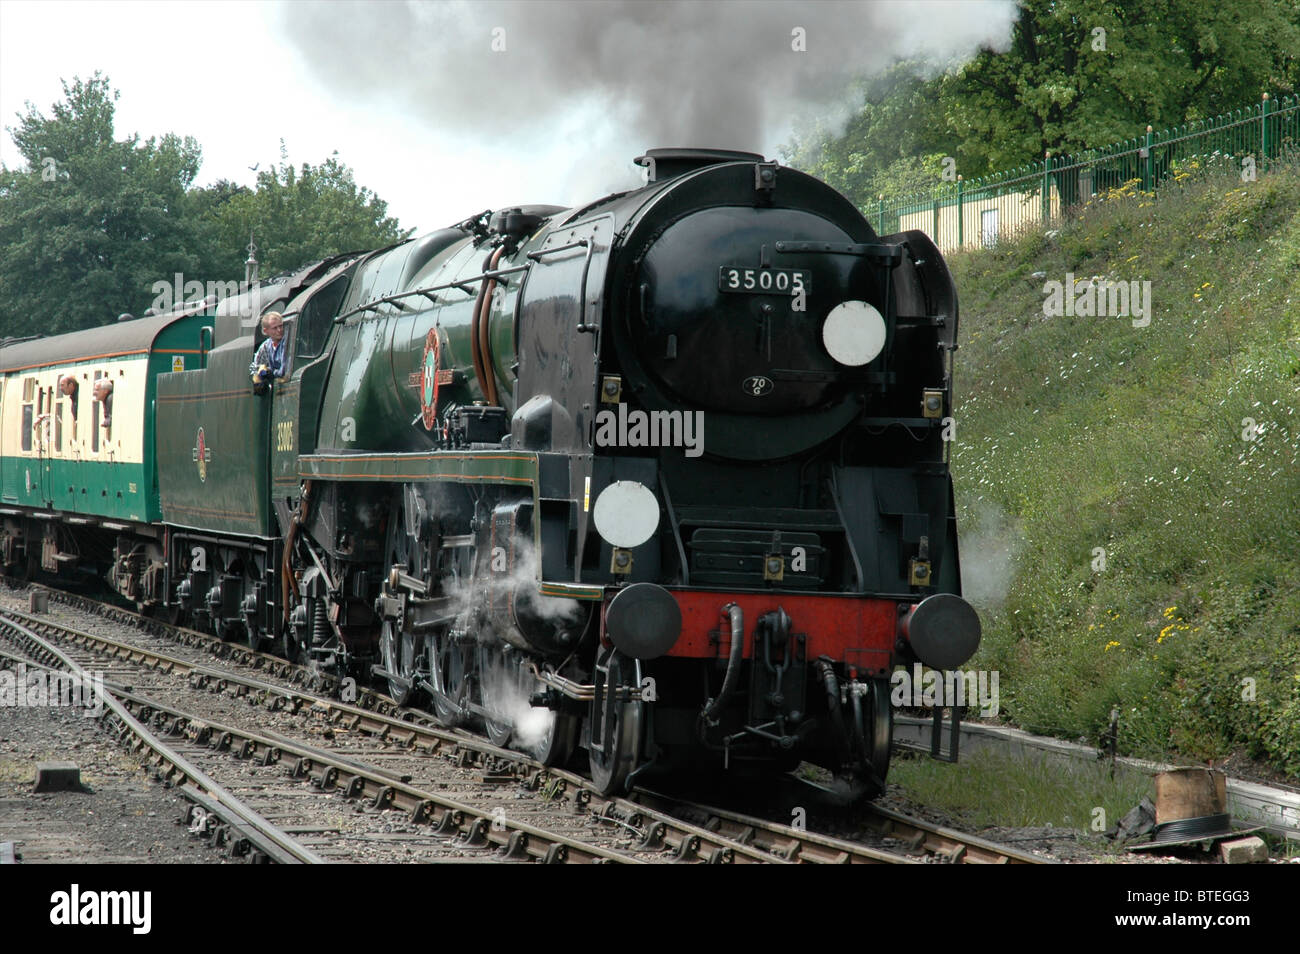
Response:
[635, 147, 765, 183]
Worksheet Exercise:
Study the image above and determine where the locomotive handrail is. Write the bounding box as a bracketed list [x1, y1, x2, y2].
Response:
[319, 238, 595, 329]
[774, 241, 903, 263]
[329, 263, 533, 325]
[525, 238, 589, 259]
[526, 238, 597, 332]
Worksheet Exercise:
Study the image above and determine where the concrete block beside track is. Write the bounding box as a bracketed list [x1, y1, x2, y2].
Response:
[1219, 836, 1268, 864]
[894, 717, 1300, 841]
[33, 761, 83, 793]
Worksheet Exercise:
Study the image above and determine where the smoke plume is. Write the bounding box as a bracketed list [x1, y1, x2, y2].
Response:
[275, 1, 1017, 199]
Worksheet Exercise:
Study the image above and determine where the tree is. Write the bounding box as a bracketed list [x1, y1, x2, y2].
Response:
[185, 178, 253, 281]
[0, 77, 411, 340]
[940, 0, 1300, 176]
[0, 74, 205, 336]
[785, 1, 1300, 209]
[782, 63, 957, 208]
[203, 152, 411, 278]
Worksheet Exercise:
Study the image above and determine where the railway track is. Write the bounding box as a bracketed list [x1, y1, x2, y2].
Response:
[0, 611, 648, 863]
[0, 618, 321, 864]
[1, 587, 1048, 864]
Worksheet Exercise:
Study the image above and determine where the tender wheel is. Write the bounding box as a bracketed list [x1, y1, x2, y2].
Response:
[586, 648, 643, 796]
[283, 608, 306, 665]
[245, 618, 267, 653]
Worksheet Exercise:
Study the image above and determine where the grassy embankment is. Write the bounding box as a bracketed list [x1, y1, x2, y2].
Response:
[923, 163, 1300, 782]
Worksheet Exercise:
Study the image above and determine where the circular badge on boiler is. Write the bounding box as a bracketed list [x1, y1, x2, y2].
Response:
[743, 375, 774, 397]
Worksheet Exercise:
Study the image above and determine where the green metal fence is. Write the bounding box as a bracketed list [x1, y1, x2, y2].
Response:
[874, 93, 1300, 253]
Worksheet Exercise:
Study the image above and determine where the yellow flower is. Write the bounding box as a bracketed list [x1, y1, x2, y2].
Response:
[1104, 641, 1120, 652]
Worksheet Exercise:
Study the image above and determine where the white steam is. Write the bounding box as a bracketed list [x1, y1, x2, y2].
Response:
[436, 530, 579, 756]
[958, 500, 1022, 609]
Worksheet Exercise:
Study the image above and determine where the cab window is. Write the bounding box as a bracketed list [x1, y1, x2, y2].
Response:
[295, 276, 348, 361]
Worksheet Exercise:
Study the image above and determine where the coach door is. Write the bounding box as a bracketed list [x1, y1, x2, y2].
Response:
[36, 380, 55, 507]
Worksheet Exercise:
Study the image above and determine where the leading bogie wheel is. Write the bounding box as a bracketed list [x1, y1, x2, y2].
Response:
[847, 677, 892, 799]
[586, 648, 643, 796]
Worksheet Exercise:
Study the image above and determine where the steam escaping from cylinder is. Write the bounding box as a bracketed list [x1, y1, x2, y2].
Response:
[441, 534, 582, 632]
[479, 660, 557, 757]
[435, 529, 581, 755]
[274, 1, 1018, 199]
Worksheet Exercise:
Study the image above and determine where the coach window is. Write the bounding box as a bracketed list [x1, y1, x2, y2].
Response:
[91, 372, 101, 453]
[21, 378, 34, 452]
[96, 377, 113, 436]
[35, 386, 51, 452]
[60, 375, 78, 442]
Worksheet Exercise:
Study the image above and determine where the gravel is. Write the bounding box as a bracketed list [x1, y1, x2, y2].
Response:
[0, 702, 222, 863]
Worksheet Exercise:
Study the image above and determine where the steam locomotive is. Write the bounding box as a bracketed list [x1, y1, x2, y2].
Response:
[0, 148, 980, 796]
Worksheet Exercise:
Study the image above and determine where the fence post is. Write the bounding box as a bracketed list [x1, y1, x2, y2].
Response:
[1042, 152, 1051, 223]
[878, 194, 885, 233]
[932, 195, 939, 242]
[1261, 92, 1271, 170]
[956, 175, 964, 249]
[1143, 124, 1153, 191]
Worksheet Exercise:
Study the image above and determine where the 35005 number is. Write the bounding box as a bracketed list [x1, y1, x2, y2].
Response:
[718, 266, 809, 296]
[276, 419, 294, 452]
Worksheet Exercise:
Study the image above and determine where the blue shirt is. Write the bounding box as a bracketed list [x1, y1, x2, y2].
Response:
[250, 336, 290, 380]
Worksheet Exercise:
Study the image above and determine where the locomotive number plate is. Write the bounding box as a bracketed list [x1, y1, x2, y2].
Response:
[718, 266, 809, 296]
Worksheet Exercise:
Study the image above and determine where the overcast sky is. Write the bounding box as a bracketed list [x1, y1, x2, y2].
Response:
[0, 0, 1017, 244]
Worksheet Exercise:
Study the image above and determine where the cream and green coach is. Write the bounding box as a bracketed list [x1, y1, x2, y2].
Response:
[0, 312, 209, 581]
